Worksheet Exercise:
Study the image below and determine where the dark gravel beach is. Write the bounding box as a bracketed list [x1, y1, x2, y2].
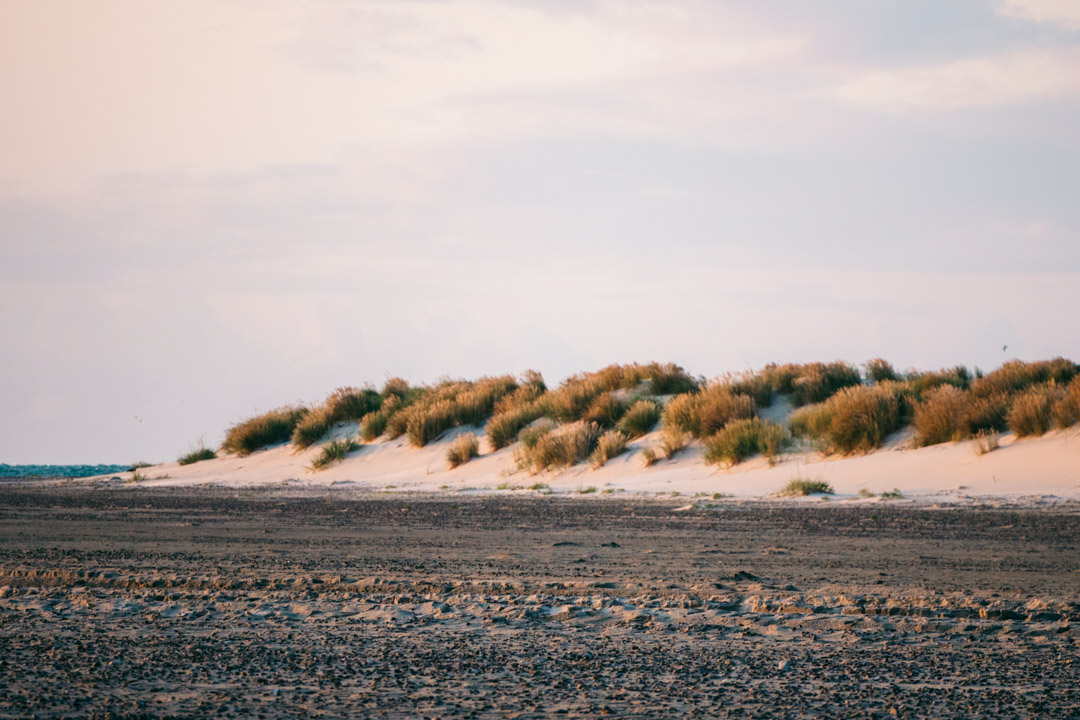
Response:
[1, 487, 1078, 718]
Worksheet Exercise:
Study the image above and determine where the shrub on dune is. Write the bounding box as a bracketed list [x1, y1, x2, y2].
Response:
[913, 385, 969, 447]
[790, 383, 906, 455]
[446, 432, 480, 469]
[963, 392, 1010, 435]
[590, 430, 629, 468]
[223, 405, 309, 456]
[359, 395, 401, 441]
[309, 438, 360, 471]
[659, 425, 688, 459]
[1008, 384, 1062, 437]
[583, 392, 626, 428]
[663, 385, 756, 438]
[292, 386, 383, 449]
[703, 417, 787, 467]
[904, 366, 971, 398]
[644, 362, 698, 395]
[725, 372, 773, 407]
[405, 401, 457, 448]
[762, 361, 861, 406]
[178, 446, 216, 466]
[486, 403, 545, 451]
[1054, 377, 1080, 428]
[971, 358, 1078, 399]
[519, 421, 601, 472]
[865, 358, 898, 383]
[617, 399, 661, 438]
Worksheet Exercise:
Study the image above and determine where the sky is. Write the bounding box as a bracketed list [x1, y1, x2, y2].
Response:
[2, 0, 1079, 463]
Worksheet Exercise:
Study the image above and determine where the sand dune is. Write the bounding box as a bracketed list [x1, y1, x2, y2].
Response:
[92, 421, 1080, 504]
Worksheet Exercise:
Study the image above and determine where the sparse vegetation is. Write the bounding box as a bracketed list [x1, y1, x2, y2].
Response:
[762, 361, 861, 406]
[446, 432, 480, 469]
[880, 488, 904, 500]
[578, 486, 597, 494]
[590, 430, 629, 468]
[778, 477, 834, 496]
[703, 418, 787, 467]
[178, 446, 216, 466]
[641, 447, 659, 467]
[659, 426, 689, 459]
[308, 438, 360, 471]
[130, 461, 154, 470]
[973, 429, 1000, 455]
[292, 386, 382, 449]
[223, 405, 309, 456]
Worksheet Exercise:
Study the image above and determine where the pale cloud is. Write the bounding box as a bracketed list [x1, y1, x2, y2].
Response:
[999, 0, 1080, 28]
[828, 49, 1080, 112]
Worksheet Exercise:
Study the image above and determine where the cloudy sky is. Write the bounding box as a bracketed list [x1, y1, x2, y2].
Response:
[2, 0, 1079, 463]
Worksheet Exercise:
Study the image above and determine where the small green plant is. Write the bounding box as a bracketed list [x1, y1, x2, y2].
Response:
[590, 430, 629, 468]
[447, 432, 480, 469]
[778, 477, 834, 496]
[496, 482, 524, 490]
[578, 486, 597, 494]
[130, 461, 154, 470]
[703, 417, 787, 467]
[712, 492, 731, 500]
[880, 488, 904, 500]
[617, 399, 661, 438]
[178, 446, 216, 466]
[528, 482, 550, 491]
[309, 438, 360, 471]
[126, 469, 146, 484]
[858, 488, 875, 498]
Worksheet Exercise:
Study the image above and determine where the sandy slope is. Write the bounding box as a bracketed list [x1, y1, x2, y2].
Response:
[98, 421, 1080, 503]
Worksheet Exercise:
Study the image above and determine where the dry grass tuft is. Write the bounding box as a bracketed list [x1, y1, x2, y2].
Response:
[763, 362, 861, 406]
[973, 429, 1000, 456]
[518, 421, 601, 472]
[790, 383, 907, 455]
[662, 385, 756, 439]
[1053, 377, 1080, 429]
[659, 426, 689, 459]
[590, 430, 629, 468]
[446, 432, 480, 469]
[703, 418, 787, 467]
[223, 406, 309, 456]
[641, 447, 659, 467]
[583, 392, 626, 428]
[912, 385, 969, 446]
[865, 358, 898, 383]
[1008, 384, 1062, 437]
[617, 399, 661, 438]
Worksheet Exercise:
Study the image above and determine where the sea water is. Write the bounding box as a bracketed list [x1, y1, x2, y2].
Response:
[0, 464, 131, 478]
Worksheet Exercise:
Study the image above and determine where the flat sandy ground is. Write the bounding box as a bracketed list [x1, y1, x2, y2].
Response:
[1, 486, 1079, 718]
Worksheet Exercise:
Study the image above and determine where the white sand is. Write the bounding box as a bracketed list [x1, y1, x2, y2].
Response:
[105, 422, 1080, 504]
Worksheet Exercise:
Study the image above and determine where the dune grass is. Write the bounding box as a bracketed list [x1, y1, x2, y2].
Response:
[590, 430, 629, 468]
[583, 392, 626, 428]
[223, 405, 309, 456]
[617, 399, 661, 438]
[973, 429, 1000, 456]
[790, 382, 908, 455]
[641, 446, 659, 467]
[762, 361, 861, 406]
[703, 417, 787, 467]
[308, 438, 360, 471]
[662, 384, 756, 438]
[865, 358, 898, 383]
[659, 426, 689, 459]
[1008, 384, 1061, 437]
[778, 477, 833, 496]
[518, 421, 601, 473]
[291, 386, 383, 449]
[446, 432, 480, 469]
[178, 446, 216, 466]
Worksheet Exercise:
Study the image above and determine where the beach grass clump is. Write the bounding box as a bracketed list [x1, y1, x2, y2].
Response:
[292, 387, 382, 449]
[590, 430, 629, 468]
[703, 418, 787, 467]
[641, 447, 659, 467]
[973, 429, 1000, 456]
[617, 399, 661, 438]
[223, 405, 309, 456]
[763, 362, 862, 406]
[583, 392, 627, 428]
[904, 366, 972, 398]
[912, 385, 969, 446]
[446, 432, 480, 469]
[778, 477, 834, 496]
[308, 438, 360, 471]
[865, 358, 898, 383]
[725, 372, 774, 407]
[404, 400, 456, 448]
[659, 426, 689, 459]
[971, 358, 1078, 399]
[790, 383, 907, 454]
[644, 362, 698, 395]
[519, 421, 601, 472]
[1053, 377, 1080, 428]
[178, 446, 216, 466]
[662, 384, 756, 438]
[486, 402, 545, 450]
[1007, 384, 1062, 437]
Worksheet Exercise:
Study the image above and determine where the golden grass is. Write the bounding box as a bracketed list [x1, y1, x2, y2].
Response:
[590, 430, 629, 468]
[308, 438, 360, 471]
[222, 405, 309, 456]
[662, 384, 756, 438]
[518, 421, 601, 472]
[762, 361, 861, 406]
[617, 399, 661, 438]
[446, 432, 480, 469]
[1008, 384, 1062, 437]
[790, 383, 907, 455]
[703, 418, 787, 467]
[865, 358, 898, 383]
[912, 385, 969, 447]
